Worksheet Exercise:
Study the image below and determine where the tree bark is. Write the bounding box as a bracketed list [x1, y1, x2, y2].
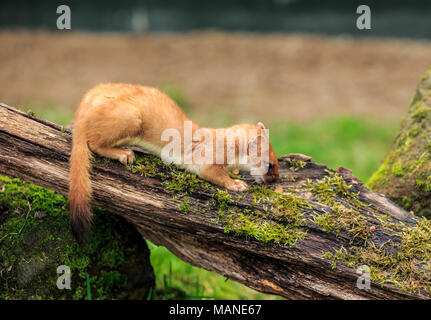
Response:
[0, 102, 430, 300]
[368, 67, 431, 219]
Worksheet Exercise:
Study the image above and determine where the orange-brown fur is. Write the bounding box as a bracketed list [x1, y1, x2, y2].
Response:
[69, 83, 279, 241]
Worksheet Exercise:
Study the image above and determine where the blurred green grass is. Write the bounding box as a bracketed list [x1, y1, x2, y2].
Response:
[24, 105, 75, 127]
[13, 102, 399, 300]
[148, 242, 279, 299]
[270, 118, 398, 182]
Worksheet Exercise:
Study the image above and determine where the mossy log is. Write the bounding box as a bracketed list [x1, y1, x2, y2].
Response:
[1, 103, 430, 300]
[368, 67, 431, 219]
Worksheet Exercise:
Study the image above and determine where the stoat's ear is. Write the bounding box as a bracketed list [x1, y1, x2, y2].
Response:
[257, 122, 268, 137]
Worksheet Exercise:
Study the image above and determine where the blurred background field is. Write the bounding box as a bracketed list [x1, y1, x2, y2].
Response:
[1, 0, 431, 299]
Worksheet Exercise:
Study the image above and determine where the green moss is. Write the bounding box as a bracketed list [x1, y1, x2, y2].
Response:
[322, 247, 353, 269]
[307, 171, 364, 208]
[321, 217, 431, 295]
[127, 154, 210, 194]
[0, 175, 154, 300]
[270, 192, 311, 224]
[367, 164, 389, 189]
[91, 155, 112, 165]
[306, 171, 371, 241]
[402, 137, 414, 154]
[400, 196, 413, 211]
[391, 160, 404, 177]
[26, 109, 35, 117]
[410, 90, 419, 106]
[246, 185, 276, 199]
[415, 176, 431, 192]
[246, 185, 311, 223]
[213, 190, 235, 211]
[287, 159, 306, 172]
[408, 124, 422, 137]
[220, 209, 306, 247]
[127, 154, 165, 178]
[409, 152, 429, 175]
[209, 183, 309, 247]
[163, 171, 208, 193]
[178, 197, 191, 214]
[312, 204, 369, 241]
[412, 106, 431, 121]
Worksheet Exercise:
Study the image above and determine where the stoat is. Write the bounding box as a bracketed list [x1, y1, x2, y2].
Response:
[69, 83, 279, 241]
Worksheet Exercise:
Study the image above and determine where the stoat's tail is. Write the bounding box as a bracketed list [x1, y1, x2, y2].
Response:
[68, 125, 92, 242]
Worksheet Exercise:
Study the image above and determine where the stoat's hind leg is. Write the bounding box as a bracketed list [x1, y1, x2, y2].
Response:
[85, 100, 143, 165]
[91, 146, 135, 165]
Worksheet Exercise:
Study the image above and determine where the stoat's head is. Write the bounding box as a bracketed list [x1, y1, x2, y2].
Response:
[247, 122, 279, 185]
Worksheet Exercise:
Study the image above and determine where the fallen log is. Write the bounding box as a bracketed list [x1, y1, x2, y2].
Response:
[0, 102, 430, 300]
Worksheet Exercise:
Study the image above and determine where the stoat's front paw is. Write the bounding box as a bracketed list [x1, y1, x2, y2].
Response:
[119, 149, 135, 165]
[226, 179, 248, 192]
